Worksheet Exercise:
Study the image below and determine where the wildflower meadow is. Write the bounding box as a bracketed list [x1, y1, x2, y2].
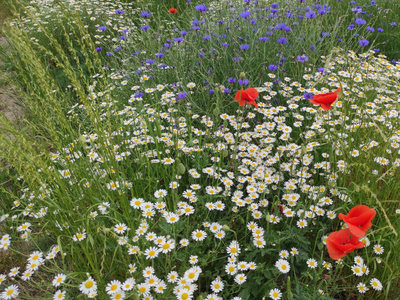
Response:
[0, 0, 400, 299]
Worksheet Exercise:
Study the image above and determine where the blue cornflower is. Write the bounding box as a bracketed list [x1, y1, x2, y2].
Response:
[355, 18, 366, 25]
[218, 20, 225, 24]
[173, 37, 183, 43]
[106, 52, 113, 56]
[318, 67, 326, 74]
[310, 44, 316, 50]
[141, 25, 149, 31]
[297, 55, 308, 62]
[98, 26, 107, 31]
[195, 4, 208, 11]
[141, 11, 151, 18]
[305, 10, 316, 18]
[95, 47, 102, 52]
[240, 44, 250, 50]
[259, 37, 269, 42]
[199, 53, 205, 57]
[115, 9, 125, 14]
[390, 22, 397, 27]
[223, 88, 231, 93]
[234, 57, 242, 62]
[354, 33, 360, 37]
[371, 0, 376, 4]
[359, 39, 369, 46]
[377, 28, 384, 32]
[135, 92, 144, 98]
[276, 23, 286, 29]
[114, 47, 121, 52]
[146, 59, 154, 64]
[180, 30, 187, 36]
[348, 24, 355, 30]
[269, 64, 278, 71]
[277, 37, 287, 44]
[238, 78, 249, 85]
[209, 89, 214, 95]
[155, 53, 164, 58]
[178, 91, 187, 99]
[240, 11, 251, 18]
[271, 3, 279, 8]
[221, 43, 229, 47]
[203, 35, 211, 41]
[373, 48, 380, 52]
[303, 92, 313, 99]
[227, 77, 236, 83]
[366, 26, 374, 32]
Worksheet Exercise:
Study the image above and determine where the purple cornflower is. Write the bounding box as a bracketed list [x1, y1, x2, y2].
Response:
[259, 37, 269, 42]
[199, 53, 205, 57]
[310, 44, 316, 50]
[303, 92, 313, 100]
[115, 9, 125, 14]
[227, 77, 236, 83]
[238, 78, 249, 85]
[269, 64, 278, 71]
[180, 30, 187, 36]
[221, 42, 229, 47]
[359, 39, 369, 46]
[209, 89, 214, 95]
[106, 52, 113, 56]
[240, 11, 251, 18]
[277, 37, 287, 44]
[203, 35, 211, 41]
[155, 53, 164, 58]
[305, 10, 316, 18]
[195, 4, 208, 11]
[223, 88, 231, 93]
[233, 57, 242, 62]
[348, 24, 355, 30]
[318, 67, 327, 74]
[141, 25, 149, 31]
[297, 55, 308, 62]
[240, 44, 250, 50]
[98, 26, 107, 31]
[95, 47, 102, 52]
[377, 28, 384, 32]
[271, 3, 279, 8]
[146, 59, 154, 64]
[174, 37, 183, 43]
[366, 26, 374, 32]
[114, 47, 121, 52]
[141, 11, 151, 18]
[355, 18, 366, 25]
[178, 91, 187, 99]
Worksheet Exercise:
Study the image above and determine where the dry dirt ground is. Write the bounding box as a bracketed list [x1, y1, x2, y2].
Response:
[0, 36, 24, 127]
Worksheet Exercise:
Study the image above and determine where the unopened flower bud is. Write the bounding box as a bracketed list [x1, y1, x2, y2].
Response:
[222, 224, 230, 231]
[239, 72, 246, 80]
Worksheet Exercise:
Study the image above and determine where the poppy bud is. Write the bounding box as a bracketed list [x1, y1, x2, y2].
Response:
[222, 224, 230, 231]
[213, 106, 220, 117]
[177, 163, 185, 174]
[239, 72, 246, 80]
[222, 150, 228, 158]
[79, 135, 86, 143]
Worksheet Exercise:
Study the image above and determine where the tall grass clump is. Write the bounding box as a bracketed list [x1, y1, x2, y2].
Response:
[0, 0, 400, 299]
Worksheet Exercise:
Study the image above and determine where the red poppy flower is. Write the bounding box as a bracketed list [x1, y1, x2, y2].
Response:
[338, 205, 376, 238]
[234, 88, 259, 108]
[309, 88, 341, 111]
[168, 8, 177, 13]
[326, 228, 366, 260]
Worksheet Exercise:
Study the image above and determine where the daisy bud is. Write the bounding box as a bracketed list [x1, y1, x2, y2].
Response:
[197, 296, 204, 300]
[239, 72, 246, 80]
[86, 273, 90, 277]
[222, 224, 230, 231]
